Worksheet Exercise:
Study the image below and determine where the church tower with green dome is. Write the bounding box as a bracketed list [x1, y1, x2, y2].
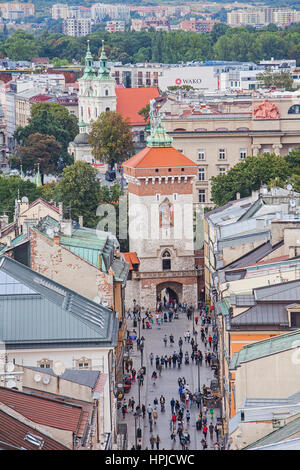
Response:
[77, 40, 116, 134]
[69, 40, 116, 166]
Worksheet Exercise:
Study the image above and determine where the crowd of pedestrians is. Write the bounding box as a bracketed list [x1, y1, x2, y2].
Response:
[120, 297, 222, 450]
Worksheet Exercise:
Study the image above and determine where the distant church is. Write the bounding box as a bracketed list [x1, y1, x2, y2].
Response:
[68, 41, 160, 168]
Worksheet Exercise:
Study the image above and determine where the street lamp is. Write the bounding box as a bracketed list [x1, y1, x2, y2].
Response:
[134, 409, 142, 449]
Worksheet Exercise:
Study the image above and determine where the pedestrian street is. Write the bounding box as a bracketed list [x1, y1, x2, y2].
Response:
[117, 307, 221, 451]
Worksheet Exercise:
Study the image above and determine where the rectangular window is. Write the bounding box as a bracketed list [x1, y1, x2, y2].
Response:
[198, 149, 205, 160]
[291, 312, 300, 328]
[240, 148, 247, 159]
[198, 167, 205, 181]
[219, 149, 226, 160]
[198, 189, 206, 203]
[219, 167, 226, 175]
[263, 148, 270, 153]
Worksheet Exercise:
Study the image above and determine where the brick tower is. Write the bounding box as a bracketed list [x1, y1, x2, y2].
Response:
[123, 116, 199, 310]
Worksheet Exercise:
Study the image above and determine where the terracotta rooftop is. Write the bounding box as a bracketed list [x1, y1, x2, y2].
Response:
[123, 252, 140, 270]
[116, 87, 160, 126]
[123, 146, 197, 169]
[0, 408, 69, 450]
[0, 387, 88, 436]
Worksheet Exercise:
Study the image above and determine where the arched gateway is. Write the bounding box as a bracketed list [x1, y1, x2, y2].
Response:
[123, 116, 199, 310]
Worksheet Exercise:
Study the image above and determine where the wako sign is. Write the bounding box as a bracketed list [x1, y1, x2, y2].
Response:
[158, 66, 218, 92]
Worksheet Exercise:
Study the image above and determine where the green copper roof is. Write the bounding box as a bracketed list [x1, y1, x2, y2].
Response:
[79, 41, 96, 81]
[97, 40, 113, 81]
[244, 416, 300, 449]
[230, 330, 300, 370]
[147, 112, 173, 148]
[35, 164, 42, 187]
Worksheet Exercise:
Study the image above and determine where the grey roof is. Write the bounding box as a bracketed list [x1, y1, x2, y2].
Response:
[73, 132, 90, 145]
[230, 404, 300, 435]
[0, 256, 118, 349]
[26, 366, 101, 389]
[244, 391, 300, 408]
[245, 416, 300, 449]
[224, 240, 283, 271]
[111, 258, 129, 283]
[254, 279, 300, 302]
[249, 438, 300, 450]
[230, 304, 289, 328]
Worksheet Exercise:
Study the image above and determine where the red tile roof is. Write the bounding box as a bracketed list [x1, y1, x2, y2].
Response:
[123, 146, 197, 169]
[0, 387, 87, 435]
[116, 87, 160, 126]
[0, 408, 69, 450]
[123, 252, 140, 270]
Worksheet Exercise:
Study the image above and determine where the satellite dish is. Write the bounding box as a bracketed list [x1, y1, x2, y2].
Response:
[34, 373, 41, 383]
[53, 361, 65, 377]
[93, 296, 101, 304]
[290, 200, 296, 207]
[286, 184, 293, 191]
[43, 375, 51, 385]
[6, 362, 14, 373]
[7, 380, 16, 389]
[21, 196, 29, 203]
[102, 300, 109, 307]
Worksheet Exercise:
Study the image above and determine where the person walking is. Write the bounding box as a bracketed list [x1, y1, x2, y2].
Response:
[209, 423, 214, 440]
[147, 404, 153, 420]
[168, 356, 172, 368]
[121, 404, 126, 419]
[130, 398, 135, 412]
[153, 408, 158, 425]
[156, 435, 161, 450]
[210, 407, 214, 420]
[153, 397, 159, 410]
[203, 424, 208, 440]
[186, 409, 191, 425]
[142, 404, 146, 419]
[170, 398, 175, 414]
[163, 335, 167, 347]
[149, 352, 154, 367]
[214, 424, 219, 440]
[150, 434, 155, 450]
[164, 354, 168, 368]
[201, 438, 208, 450]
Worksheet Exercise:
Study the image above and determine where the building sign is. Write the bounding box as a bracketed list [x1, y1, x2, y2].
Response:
[158, 66, 218, 91]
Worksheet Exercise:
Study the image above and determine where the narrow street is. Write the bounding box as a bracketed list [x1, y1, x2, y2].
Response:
[117, 308, 220, 450]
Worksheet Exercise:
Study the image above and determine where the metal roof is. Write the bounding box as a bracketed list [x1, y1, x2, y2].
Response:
[224, 240, 283, 271]
[26, 367, 101, 389]
[230, 330, 300, 370]
[254, 280, 300, 303]
[249, 438, 300, 450]
[0, 256, 118, 349]
[230, 304, 289, 328]
[245, 416, 300, 449]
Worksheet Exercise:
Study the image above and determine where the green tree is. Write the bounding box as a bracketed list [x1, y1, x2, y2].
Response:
[0, 175, 43, 222]
[11, 133, 62, 184]
[89, 111, 134, 170]
[257, 69, 294, 90]
[4, 30, 41, 61]
[14, 102, 78, 170]
[55, 161, 101, 227]
[138, 104, 150, 123]
[211, 153, 291, 206]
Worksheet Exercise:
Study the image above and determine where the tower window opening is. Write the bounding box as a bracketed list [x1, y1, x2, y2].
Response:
[162, 250, 171, 271]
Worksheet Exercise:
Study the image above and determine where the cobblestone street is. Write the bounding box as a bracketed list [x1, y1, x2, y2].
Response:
[117, 309, 220, 450]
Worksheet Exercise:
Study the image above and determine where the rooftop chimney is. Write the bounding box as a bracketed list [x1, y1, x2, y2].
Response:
[60, 219, 72, 237]
[78, 216, 83, 228]
[236, 192, 240, 200]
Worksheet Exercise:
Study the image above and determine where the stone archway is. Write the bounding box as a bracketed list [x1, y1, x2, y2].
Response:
[156, 281, 183, 305]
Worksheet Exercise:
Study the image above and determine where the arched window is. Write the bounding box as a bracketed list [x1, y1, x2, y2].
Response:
[37, 358, 53, 369]
[105, 89, 109, 96]
[162, 250, 171, 271]
[105, 107, 110, 112]
[288, 105, 300, 114]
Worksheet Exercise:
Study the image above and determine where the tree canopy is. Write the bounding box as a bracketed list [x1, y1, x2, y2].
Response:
[11, 133, 62, 183]
[0, 175, 43, 222]
[89, 111, 134, 169]
[211, 153, 291, 206]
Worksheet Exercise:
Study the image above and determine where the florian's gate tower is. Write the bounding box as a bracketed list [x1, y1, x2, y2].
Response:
[123, 118, 199, 310]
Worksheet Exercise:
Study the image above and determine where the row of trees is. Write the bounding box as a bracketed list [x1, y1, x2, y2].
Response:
[1, 24, 300, 64]
[210, 149, 300, 207]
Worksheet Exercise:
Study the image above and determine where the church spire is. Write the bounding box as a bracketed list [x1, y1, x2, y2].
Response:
[80, 40, 96, 80]
[97, 40, 112, 80]
[147, 110, 173, 148]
